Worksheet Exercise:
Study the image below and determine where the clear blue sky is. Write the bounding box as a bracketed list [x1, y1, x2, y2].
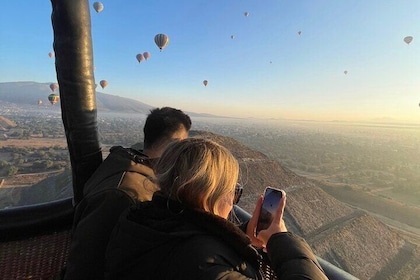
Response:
[1, 1, 419, 122]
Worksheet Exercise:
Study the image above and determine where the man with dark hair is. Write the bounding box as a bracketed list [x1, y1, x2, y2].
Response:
[143, 107, 192, 159]
[64, 107, 191, 280]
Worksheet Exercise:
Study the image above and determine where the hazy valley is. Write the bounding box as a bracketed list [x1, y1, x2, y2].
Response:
[1, 82, 420, 279]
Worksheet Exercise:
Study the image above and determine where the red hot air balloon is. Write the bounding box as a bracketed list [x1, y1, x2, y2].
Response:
[143, 52, 151, 61]
[49, 83, 59, 92]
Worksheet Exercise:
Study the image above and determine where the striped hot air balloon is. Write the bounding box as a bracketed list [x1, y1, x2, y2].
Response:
[48, 94, 60, 105]
[154, 34, 169, 51]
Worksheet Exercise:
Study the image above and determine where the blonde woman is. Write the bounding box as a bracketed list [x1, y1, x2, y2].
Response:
[105, 138, 328, 280]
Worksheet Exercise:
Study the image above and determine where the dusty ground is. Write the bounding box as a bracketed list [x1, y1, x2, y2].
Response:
[2, 171, 65, 188]
[1, 137, 67, 148]
[1, 138, 67, 188]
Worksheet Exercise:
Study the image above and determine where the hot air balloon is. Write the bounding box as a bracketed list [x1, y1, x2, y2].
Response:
[203, 80, 208, 87]
[154, 34, 169, 51]
[231, 35, 235, 39]
[136, 53, 145, 63]
[404, 36, 413, 45]
[143, 52, 151, 61]
[298, 31, 302, 35]
[344, 70, 348, 75]
[48, 52, 54, 58]
[244, 12, 249, 17]
[49, 83, 58, 92]
[99, 80, 108, 89]
[48, 94, 60, 105]
[93, 2, 104, 13]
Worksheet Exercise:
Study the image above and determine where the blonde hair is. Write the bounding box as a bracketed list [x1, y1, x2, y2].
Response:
[155, 138, 239, 216]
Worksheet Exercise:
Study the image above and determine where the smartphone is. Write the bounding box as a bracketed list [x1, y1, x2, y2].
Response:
[256, 187, 284, 234]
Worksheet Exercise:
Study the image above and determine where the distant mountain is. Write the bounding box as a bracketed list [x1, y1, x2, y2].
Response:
[0, 82, 225, 118]
[0, 81, 154, 114]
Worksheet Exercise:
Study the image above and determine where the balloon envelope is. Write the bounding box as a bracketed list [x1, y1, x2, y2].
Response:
[244, 12, 249, 17]
[136, 53, 145, 63]
[344, 70, 348, 75]
[49, 83, 58, 92]
[154, 34, 170, 50]
[231, 35, 235, 39]
[298, 31, 302, 35]
[48, 52, 54, 58]
[100, 80, 108, 89]
[48, 94, 59, 105]
[93, 2, 104, 13]
[404, 36, 413, 44]
[143, 52, 151, 60]
[203, 80, 208, 86]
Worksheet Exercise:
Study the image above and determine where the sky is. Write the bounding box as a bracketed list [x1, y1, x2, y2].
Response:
[0, 1, 419, 122]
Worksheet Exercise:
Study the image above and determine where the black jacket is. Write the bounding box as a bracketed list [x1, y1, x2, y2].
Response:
[105, 194, 328, 280]
[64, 147, 158, 280]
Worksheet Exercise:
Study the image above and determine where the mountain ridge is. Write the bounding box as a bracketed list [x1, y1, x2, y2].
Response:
[0, 81, 228, 118]
[0, 81, 154, 114]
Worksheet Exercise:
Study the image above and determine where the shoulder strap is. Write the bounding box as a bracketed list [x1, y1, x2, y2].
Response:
[110, 146, 155, 167]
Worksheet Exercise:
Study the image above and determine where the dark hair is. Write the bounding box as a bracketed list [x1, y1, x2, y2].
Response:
[143, 107, 192, 149]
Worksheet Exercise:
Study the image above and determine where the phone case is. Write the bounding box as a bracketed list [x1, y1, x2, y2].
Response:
[256, 187, 284, 233]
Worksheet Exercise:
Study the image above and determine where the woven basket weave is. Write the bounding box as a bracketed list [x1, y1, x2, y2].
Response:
[0, 230, 71, 280]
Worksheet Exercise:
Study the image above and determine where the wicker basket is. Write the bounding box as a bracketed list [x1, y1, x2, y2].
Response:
[0, 230, 71, 280]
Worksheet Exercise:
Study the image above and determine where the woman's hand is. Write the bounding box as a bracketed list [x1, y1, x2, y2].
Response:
[246, 195, 265, 248]
[258, 194, 287, 246]
[246, 193, 288, 249]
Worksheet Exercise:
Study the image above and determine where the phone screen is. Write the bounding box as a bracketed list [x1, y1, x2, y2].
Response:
[256, 187, 283, 234]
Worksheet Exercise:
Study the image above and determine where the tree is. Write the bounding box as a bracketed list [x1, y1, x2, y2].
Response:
[7, 166, 18, 176]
